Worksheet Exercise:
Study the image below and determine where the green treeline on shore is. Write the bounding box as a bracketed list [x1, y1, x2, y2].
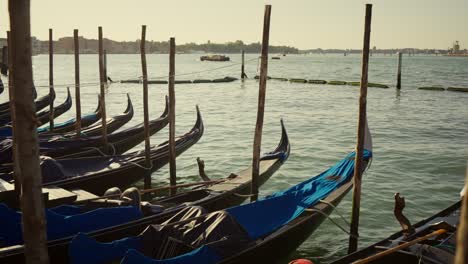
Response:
[35, 38, 299, 54]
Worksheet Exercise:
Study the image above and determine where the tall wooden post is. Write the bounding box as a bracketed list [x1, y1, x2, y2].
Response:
[251, 5, 272, 202]
[455, 163, 468, 264]
[140, 25, 152, 189]
[74, 29, 81, 137]
[9, 0, 50, 263]
[103, 49, 108, 84]
[168, 37, 177, 196]
[2, 46, 8, 66]
[48, 28, 54, 131]
[396, 52, 402, 89]
[348, 3, 372, 254]
[7, 31, 21, 199]
[241, 50, 246, 79]
[98, 26, 108, 149]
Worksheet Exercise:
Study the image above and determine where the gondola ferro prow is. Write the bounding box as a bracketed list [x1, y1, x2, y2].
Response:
[394, 193, 415, 237]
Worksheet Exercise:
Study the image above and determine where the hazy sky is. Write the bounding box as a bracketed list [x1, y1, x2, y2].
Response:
[1, 0, 466, 49]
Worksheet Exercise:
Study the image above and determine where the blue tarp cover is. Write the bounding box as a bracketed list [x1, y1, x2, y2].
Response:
[0, 204, 142, 247]
[121, 246, 221, 264]
[70, 233, 142, 264]
[227, 149, 372, 239]
[70, 150, 372, 264]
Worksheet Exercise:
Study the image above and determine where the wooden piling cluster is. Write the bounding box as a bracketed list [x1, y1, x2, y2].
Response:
[348, 3, 372, 254]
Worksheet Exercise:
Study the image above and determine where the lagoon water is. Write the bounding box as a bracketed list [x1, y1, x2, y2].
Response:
[2, 53, 467, 263]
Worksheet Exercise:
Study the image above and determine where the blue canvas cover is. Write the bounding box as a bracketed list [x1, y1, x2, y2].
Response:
[0, 204, 142, 247]
[227, 149, 372, 239]
[121, 246, 221, 264]
[70, 233, 142, 264]
[0, 126, 12, 137]
[70, 150, 372, 264]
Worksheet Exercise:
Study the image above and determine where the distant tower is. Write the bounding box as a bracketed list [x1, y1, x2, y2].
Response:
[453, 41, 460, 54]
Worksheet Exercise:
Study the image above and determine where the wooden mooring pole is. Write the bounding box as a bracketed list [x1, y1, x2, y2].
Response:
[98, 26, 108, 149]
[348, 3, 372, 254]
[251, 5, 272, 202]
[73, 29, 81, 137]
[168, 37, 177, 196]
[2, 46, 8, 67]
[396, 51, 402, 89]
[7, 31, 21, 199]
[241, 50, 246, 80]
[104, 49, 108, 84]
[9, 0, 49, 262]
[48, 28, 54, 131]
[455, 163, 468, 264]
[140, 25, 152, 189]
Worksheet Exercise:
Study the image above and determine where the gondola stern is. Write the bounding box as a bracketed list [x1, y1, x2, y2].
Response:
[160, 95, 169, 118]
[194, 105, 204, 137]
[260, 119, 290, 162]
[94, 95, 102, 114]
[124, 94, 134, 119]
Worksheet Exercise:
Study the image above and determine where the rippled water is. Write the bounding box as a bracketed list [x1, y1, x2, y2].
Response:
[2, 53, 467, 263]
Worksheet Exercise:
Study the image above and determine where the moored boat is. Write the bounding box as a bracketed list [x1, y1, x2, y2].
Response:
[0, 119, 290, 263]
[330, 199, 460, 264]
[200, 55, 230, 62]
[65, 121, 372, 264]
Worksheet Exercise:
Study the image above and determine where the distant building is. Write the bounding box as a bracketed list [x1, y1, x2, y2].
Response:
[0, 38, 6, 48]
[450, 41, 461, 54]
[31, 37, 42, 55]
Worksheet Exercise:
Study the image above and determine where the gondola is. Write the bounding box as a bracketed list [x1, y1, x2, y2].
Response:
[0, 88, 72, 127]
[0, 97, 167, 165]
[38, 96, 102, 135]
[66, 121, 372, 264]
[0, 107, 200, 195]
[0, 119, 290, 264]
[0, 94, 133, 141]
[40, 94, 136, 138]
[330, 200, 460, 264]
[0, 90, 54, 124]
[41, 105, 202, 194]
[35, 88, 73, 126]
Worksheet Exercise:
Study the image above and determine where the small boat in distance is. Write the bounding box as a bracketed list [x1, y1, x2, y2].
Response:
[200, 55, 230, 62]
[272, 56, 281, 60]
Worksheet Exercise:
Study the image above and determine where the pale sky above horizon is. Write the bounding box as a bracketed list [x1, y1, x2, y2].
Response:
[0, 0, 467, 50]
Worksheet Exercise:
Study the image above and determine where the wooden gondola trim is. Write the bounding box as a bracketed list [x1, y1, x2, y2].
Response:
[75, 180, 226, 204]
[353, 229, 447, 264]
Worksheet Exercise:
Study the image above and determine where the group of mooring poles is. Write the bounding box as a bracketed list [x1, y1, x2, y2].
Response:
[8, 1, 468, 263]
[138, 26, 177, 193]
